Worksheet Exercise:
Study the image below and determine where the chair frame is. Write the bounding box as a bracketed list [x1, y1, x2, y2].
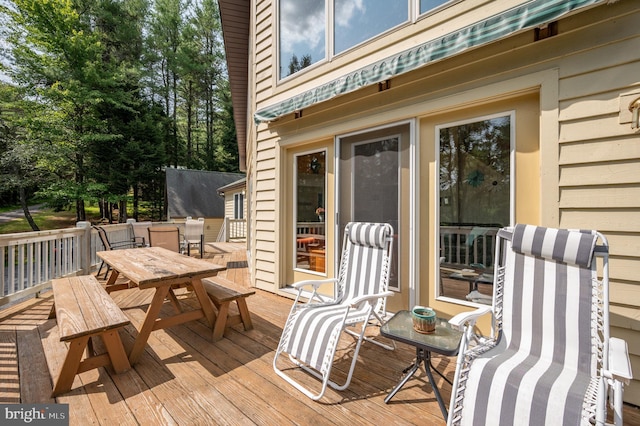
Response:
[94, 225, 141, 278]
[273, 222, 395, 400]
[446, 225, 632, 426]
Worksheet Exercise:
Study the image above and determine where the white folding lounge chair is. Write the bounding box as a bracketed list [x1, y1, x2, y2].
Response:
[447, 224, 632, 426]
[273, 222, 395, 400]
[183, 218, 205, 257]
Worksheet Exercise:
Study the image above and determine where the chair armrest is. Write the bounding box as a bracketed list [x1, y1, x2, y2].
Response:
[349, 291, 394, 307]
[109, 240, 135, 249]
[606, 337, 632, 384]
[449, 306, 492, 330]
[292, 278, 337, 291]
[132, 236, 146, 247]
[292, 279, 338, 304]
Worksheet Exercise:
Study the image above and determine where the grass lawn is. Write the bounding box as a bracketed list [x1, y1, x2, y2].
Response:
[0, 206, 103, 234]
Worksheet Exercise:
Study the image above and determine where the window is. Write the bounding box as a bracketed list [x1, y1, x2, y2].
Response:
[338, 122, 411, 292]
[279, 0, 326, 79]
[334, 0, 407, 54]
[234, 193, 244, 220]
[295, 151, 326, 273]
[420, 0, 450, 15]
[437, 113, 513, 303]
[278, 0, 454, 79]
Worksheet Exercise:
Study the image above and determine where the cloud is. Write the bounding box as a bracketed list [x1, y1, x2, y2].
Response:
[279, 0, 325, 55]
[335, 0, 364, 29]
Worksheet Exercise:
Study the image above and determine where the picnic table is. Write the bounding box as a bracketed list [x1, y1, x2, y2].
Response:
[97, 246, 226, 364]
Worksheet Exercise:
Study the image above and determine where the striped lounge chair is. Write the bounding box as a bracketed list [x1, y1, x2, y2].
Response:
[273, 222, 395, 400]
[447, 224, 632, 426]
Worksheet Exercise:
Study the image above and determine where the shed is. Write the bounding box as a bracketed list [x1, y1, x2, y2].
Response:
[165, 168, 245, 242]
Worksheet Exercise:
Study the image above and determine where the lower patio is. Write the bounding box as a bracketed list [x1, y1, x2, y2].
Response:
[0, 242, 638, 425]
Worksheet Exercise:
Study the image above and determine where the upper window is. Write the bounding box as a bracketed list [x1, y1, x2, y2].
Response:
[334, 0, 407, 55]
[278, 0, 453, 80]
[279, 0, 326, 79]
[420, 0, 450, 15]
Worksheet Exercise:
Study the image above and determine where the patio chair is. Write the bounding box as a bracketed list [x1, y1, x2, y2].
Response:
[183, 218, 205, 257]
[273, 222, 395, 400]
[447, 224, 632, 426]
[130, 221, 152, 246]
[94, 225, 140, 278]
[148, 226, 182, 253]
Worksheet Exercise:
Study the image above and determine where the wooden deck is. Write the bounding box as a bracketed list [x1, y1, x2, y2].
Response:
[1, 242, 638, 425]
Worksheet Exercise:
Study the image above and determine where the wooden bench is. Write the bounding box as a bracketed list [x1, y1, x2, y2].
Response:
[49, 275, 131, 397]
[202, 277, 255, 341]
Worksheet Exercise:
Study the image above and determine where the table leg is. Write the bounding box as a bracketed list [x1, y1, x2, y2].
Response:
[128, 285, 170, 364]
[105, 269, 119, 287]
[422, 350, 449, 419]
[385, 348, 451, 419]
[384, 351, 422, 403]
[190, 277, 216, 327]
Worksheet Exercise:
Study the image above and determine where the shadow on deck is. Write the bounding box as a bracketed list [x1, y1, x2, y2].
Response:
[0, 242, 638, 425]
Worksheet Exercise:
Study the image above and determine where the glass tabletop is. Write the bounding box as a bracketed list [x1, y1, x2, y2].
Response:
[381, 310, 463, 356]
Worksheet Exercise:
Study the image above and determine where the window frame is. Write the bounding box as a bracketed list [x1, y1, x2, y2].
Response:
[434, 110, 516, 303]
[234, 192, 244, 220]
[293, 148, 328, 275]
[276, 0, 458, 82]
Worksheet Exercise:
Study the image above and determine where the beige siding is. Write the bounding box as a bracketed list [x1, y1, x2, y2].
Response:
[246, 0, 640, 403]
[251, 0, 278, 291]
[555, 5, 640, 402]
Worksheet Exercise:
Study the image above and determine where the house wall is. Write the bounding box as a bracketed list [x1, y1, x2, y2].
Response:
[247, 0, 640, 403]
[223, 188, 248, 220]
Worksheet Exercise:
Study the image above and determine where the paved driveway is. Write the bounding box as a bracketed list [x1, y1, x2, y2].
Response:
[0, 204, 43, 223]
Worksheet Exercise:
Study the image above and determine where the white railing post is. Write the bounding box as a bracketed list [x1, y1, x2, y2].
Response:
[76, 221, 92, 275]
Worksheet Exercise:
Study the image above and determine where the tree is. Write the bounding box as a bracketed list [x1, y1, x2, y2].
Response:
[1, 0, 239, 224]
[3, 0, 118, 221]
[0, 83, 50, 230]
[148, 0, 184, 168]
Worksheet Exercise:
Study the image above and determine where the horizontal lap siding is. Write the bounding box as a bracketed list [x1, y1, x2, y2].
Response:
[252, 0, 277, 291]
[557, 8, 640, 403]
[246, 0, 640, 404]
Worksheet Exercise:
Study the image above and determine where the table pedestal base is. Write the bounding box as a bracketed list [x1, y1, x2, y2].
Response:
[384, 347, 452, 418]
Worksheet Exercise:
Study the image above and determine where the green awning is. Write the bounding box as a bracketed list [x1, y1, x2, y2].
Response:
[254, 0, 604, 124]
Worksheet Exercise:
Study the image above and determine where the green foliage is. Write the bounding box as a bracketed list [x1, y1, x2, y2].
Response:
[0, 0, 238, 221]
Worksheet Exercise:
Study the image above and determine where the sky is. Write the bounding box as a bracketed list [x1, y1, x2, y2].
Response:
[279, 0, 408, 78]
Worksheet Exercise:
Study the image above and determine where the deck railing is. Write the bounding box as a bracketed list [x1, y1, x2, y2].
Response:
[0, 221, 162, 308]
[217, 218, 247, 242]
[439, 225, 499, 268]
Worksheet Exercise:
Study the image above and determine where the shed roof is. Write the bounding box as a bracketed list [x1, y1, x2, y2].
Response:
[165, 168, 245, 218]
[217, 177, 247, 196]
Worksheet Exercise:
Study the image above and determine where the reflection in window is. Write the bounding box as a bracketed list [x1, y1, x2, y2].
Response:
[334, 0, 407, 54]
[438, 114, 511, 303]
[295, 151, 326, 273]
[420, 0, 451, 15]
[279, 0, 326, 79]
[278, 0, 456, 79]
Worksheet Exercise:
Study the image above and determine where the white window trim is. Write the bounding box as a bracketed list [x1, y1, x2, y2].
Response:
[434, 110, 516, 306]
[276, 0, 459, 83]
[335, 119, 416, 295]
[292, 148, 328, 276]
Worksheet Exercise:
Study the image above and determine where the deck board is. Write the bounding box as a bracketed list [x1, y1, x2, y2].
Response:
[0, 242, 638, 425]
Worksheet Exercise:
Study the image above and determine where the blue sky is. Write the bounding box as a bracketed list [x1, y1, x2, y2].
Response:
[279, 0, 408, 77]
